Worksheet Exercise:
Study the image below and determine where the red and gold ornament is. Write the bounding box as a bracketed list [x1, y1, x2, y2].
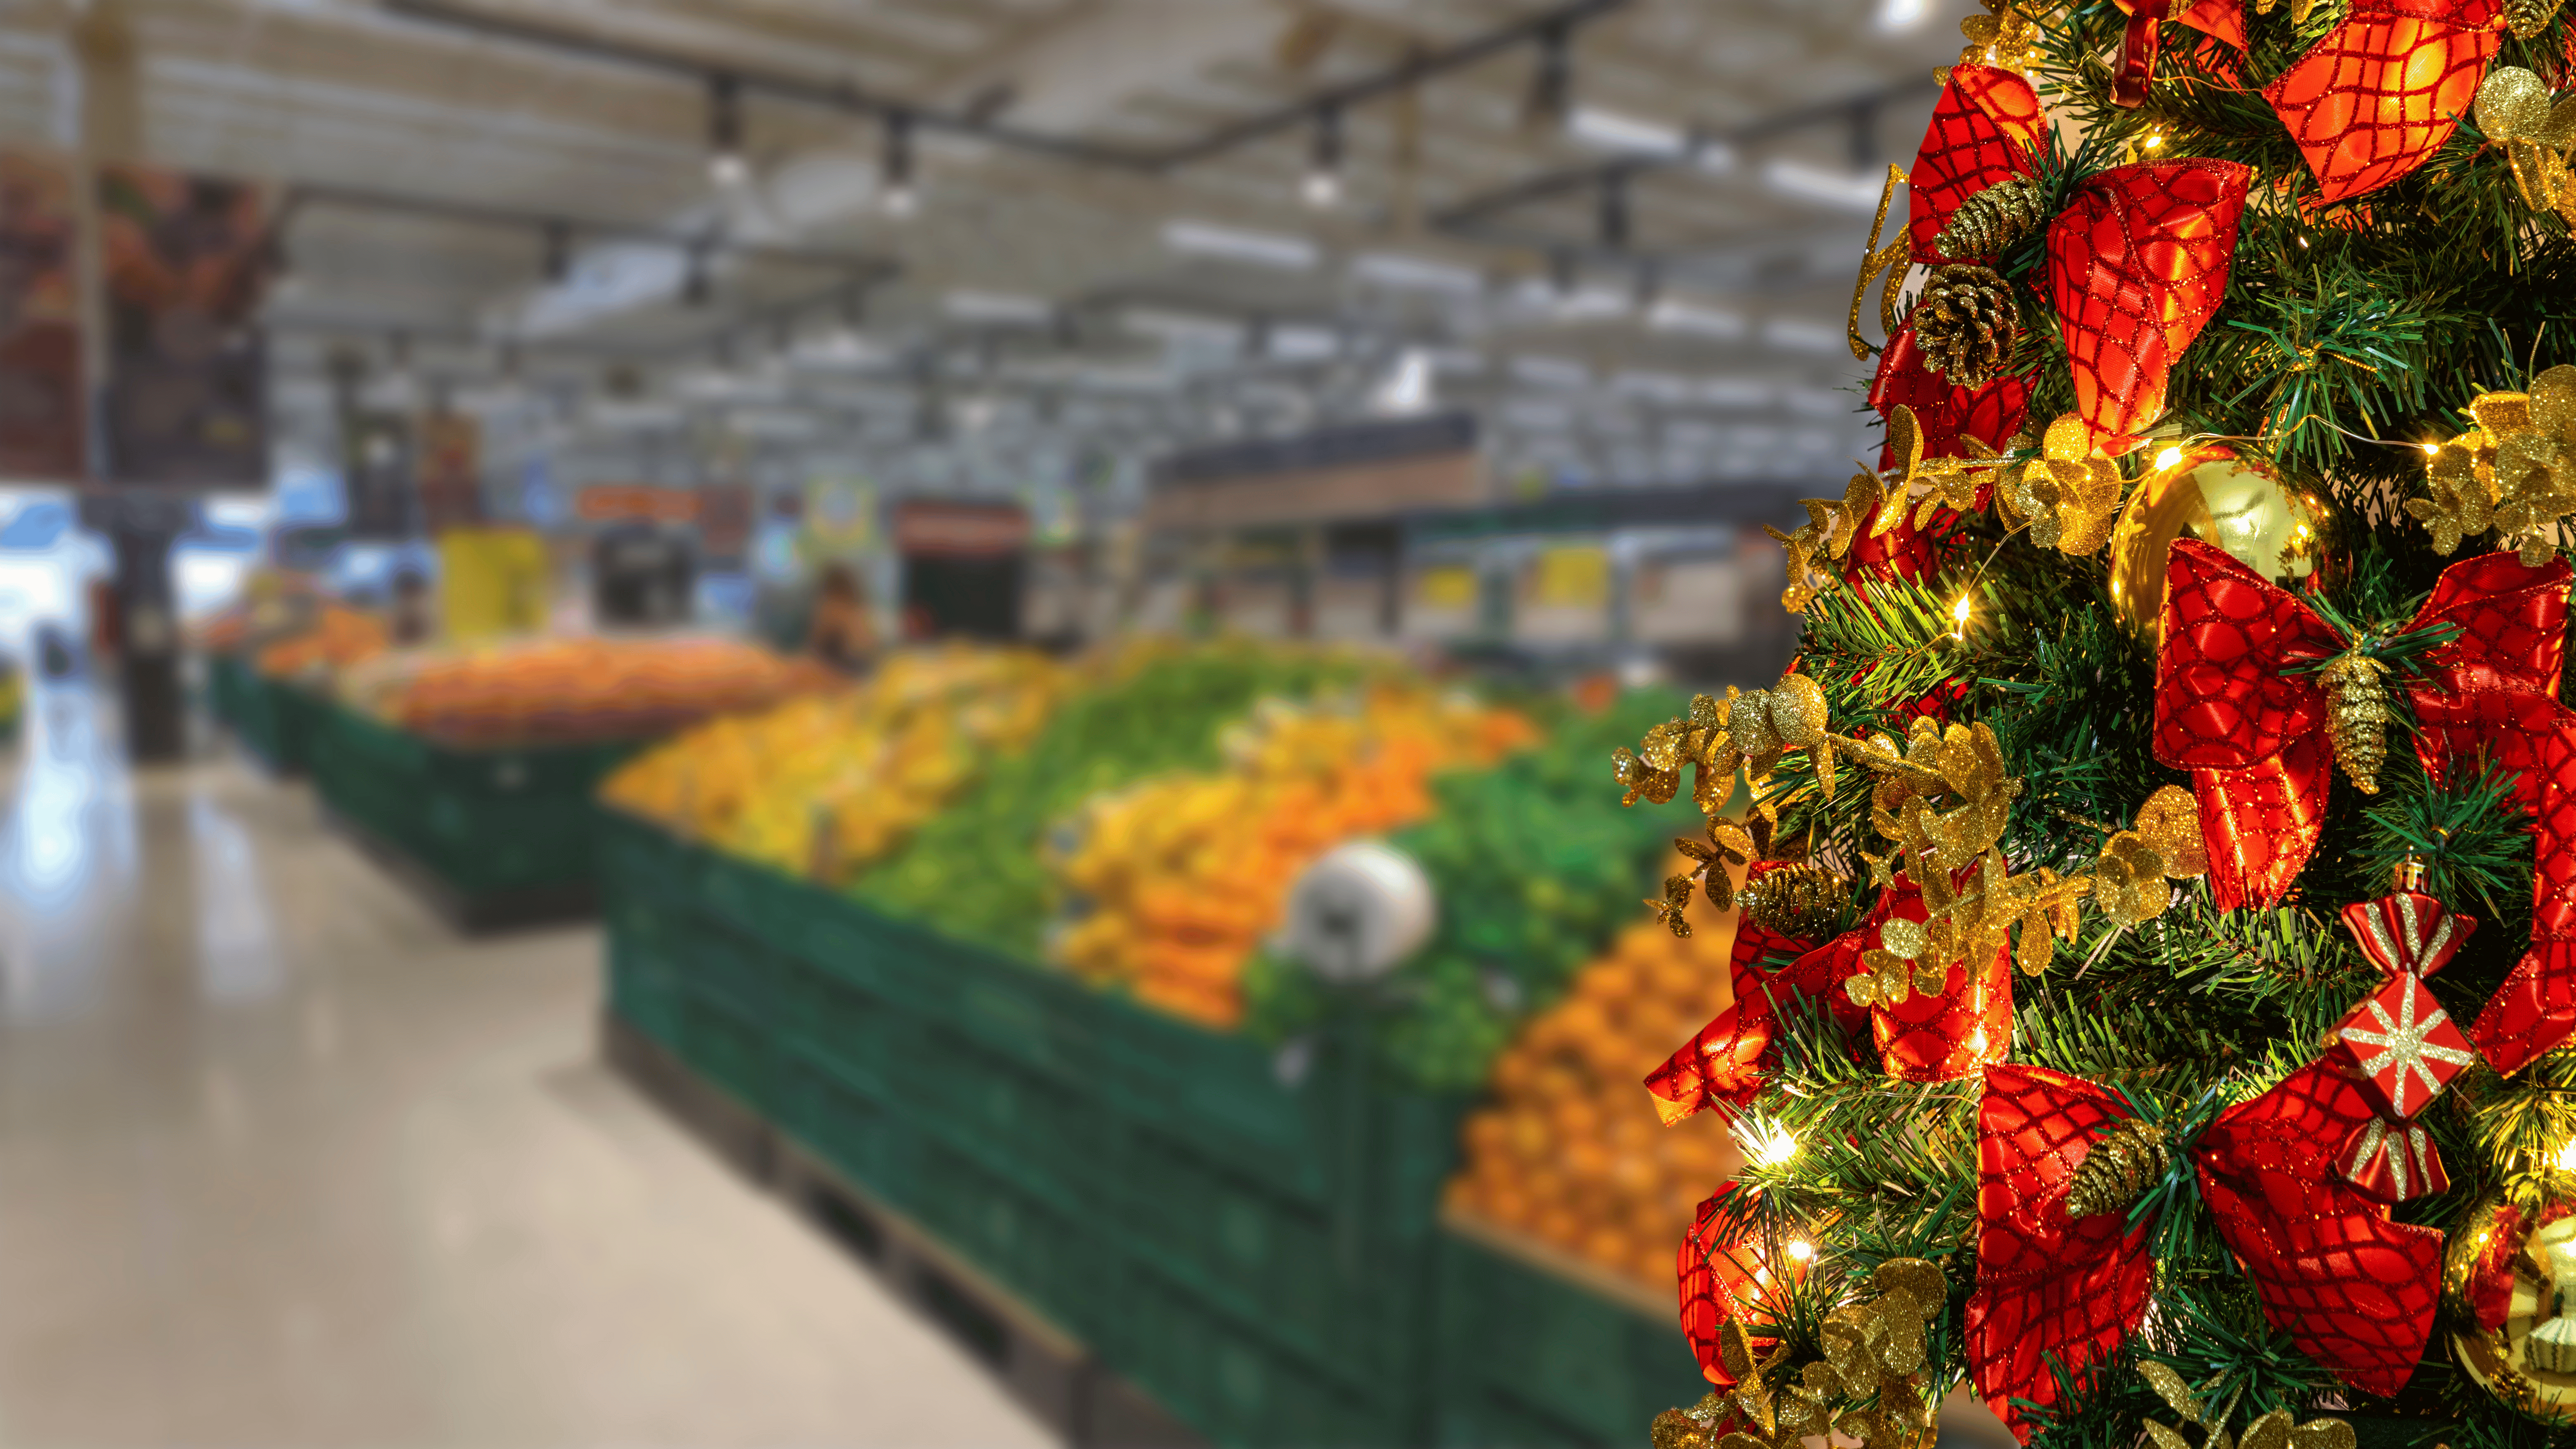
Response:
[2331, 969, 2480, 1118]
[1965, 1061, 2443, 1442]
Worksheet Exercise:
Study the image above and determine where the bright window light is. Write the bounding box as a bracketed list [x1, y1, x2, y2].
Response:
[1369, 349, 1436, 416]
[1161, 220, 1319, 272]
[1763, 157, 1887, 212]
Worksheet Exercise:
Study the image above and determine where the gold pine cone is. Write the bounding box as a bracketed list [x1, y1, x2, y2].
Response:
[1913, 264, 2019, 389]
[1932, 174, 2048, 260]
[2065, 1117, 2171, 1220]
[1735, 861, 1849, 941]
[2318, 652, 2394, 795]
[2504, 0, 2567, 39]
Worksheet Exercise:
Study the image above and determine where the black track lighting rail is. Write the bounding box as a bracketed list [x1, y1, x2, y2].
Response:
[381, 0, 1633, 174]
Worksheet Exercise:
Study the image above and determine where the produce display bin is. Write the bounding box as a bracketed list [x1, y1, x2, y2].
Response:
[1433, 1212, 1710, 1449]
[594, 808, 1471, 1449]
[229, 672, 326, 775]
[310, 702, 646, 926]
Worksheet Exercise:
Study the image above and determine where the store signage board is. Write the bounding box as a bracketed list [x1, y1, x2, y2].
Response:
[574, 484, 698, 524]
[417, 412, 483, 532]
[97, 162, 268, 489]
[0, 151, 85, 481]
[892, 499, 1030, 558]
[1144, 413, 1484, 532]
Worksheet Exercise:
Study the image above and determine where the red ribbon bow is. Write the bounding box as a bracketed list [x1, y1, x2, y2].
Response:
[1645, 873, 2011, 1125]
[1896, 66, 2249, 452]
[2152, 537, 2574, 911]
[2264, 0, 2505, 205]
[1966, 1061, 2443, 1442]
[2109, 0, 2249, 107]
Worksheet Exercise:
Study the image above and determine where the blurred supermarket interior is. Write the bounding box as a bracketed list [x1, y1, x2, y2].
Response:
[0, 1, 2017, 1446]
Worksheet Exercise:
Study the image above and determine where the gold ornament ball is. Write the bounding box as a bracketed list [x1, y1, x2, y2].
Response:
[2104, 446, 2336, 646]
[2444, 1189, 2576, 1425]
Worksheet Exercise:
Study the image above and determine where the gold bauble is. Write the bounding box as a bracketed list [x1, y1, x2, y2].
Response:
[2103, 446, 2335, 646]
[2445, 1189, 2576, 1425]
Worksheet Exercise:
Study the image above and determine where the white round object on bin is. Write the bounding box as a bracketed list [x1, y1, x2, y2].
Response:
[1282, 840, 1435, 983]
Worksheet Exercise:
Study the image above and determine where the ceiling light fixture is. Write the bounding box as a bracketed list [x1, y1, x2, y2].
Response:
[1353, 251, 1483, 296]
[1524, 20, 1572, 130]
[706, 74, 748, 188]
[1162, 219, 1319, 271]
[1564, 105, 1686, 156]
[881, 109, 918, 218]
[680, 246, 711, 307]
[1596, 171, 1630, 251]
[541, 221, 571, 285]
[1303, 105, 1343, 209]
[1762, 156, 1887, 211]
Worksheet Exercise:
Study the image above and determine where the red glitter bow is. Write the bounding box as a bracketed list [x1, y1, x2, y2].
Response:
[2045, 160, 2250, 451]
[2151, 537, 2574, 910]
[1861, 329, 2034, 582]
[1906, 64, 2047, 264]
[2110, 0, 2249, 107]
[1965, 1061, 2443, 1443]
[1644, 874, 2010, 1124]
[2264, 0, 2506, 205]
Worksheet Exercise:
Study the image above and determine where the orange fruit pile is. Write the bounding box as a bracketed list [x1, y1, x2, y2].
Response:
[389, 637, 838, 746]
[1051, 686, 1537, 1030]
[1443, 890, 1745, 1293]
[255, 605, 388, 680]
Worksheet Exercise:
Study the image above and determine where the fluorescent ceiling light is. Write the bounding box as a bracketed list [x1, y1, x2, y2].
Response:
[1267, 325, 1340, 361]
[1161, 220, 1319, 271]
[1703, 376, 1774, 408]
[943, 289, 1054, 324]
[1565, 105, 1688, 156]
[1694, 142, 1741, 177]
[1511, 354, 1593, 389]
[1648, 298, 1747, 339]
[1780, 385, 1854, 418]
[1877, 0, 1933, 29]
[1611, 370, 1695, 403]
[1353, 251, 1484, 296]
[1122, 308, 1244, 348]
[1763, 158, 1887, 212]
[1764, 317, 1849, 355]
[1553, 287, 1631, 322]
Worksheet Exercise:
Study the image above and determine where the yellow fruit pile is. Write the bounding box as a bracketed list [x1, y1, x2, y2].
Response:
[1050, 686, 1537, 1031]
[601, 646, 1067, 881]
[1443, 895, 1745, 1294]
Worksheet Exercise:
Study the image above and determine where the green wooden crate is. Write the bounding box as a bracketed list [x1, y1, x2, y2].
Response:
[1433, 1222, 1711, 1449]
[310, 703, 646, 907]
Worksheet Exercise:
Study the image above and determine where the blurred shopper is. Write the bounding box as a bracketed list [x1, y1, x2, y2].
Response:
[804, 561, 875, 672]
[390, 568, 433, 647]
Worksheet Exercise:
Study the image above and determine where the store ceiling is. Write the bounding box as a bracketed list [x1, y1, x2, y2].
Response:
[0, 0, 1962, 496]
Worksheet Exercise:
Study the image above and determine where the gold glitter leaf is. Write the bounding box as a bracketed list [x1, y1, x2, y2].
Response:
[2133, 785, 2207, 878]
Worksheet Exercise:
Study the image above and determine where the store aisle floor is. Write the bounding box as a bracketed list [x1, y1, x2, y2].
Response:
[0, 683, 1059, 1449]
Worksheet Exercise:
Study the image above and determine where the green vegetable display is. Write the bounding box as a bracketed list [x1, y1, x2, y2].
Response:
[856, 641, 1372, 958]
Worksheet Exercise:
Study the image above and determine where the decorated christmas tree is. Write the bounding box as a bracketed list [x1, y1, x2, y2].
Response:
[1618, 2, 2576, 1445]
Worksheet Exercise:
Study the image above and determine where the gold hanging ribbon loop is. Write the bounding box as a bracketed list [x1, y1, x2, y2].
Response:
[1848, 164, 1911, 361]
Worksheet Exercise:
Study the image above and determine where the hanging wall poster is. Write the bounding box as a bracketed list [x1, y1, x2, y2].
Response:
[415, 410, 483, 532]
[97, 162, 268, 488]
[0, 151, 84, 480]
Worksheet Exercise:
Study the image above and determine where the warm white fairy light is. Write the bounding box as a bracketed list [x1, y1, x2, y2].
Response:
[2154, 445, 2185, 471]
[1743, 1117, 1800, 1167]
[2555, 1135, 2576, 1173]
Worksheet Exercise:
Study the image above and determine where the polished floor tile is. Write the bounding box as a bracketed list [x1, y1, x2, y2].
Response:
[0, 682, 1057, 1448]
